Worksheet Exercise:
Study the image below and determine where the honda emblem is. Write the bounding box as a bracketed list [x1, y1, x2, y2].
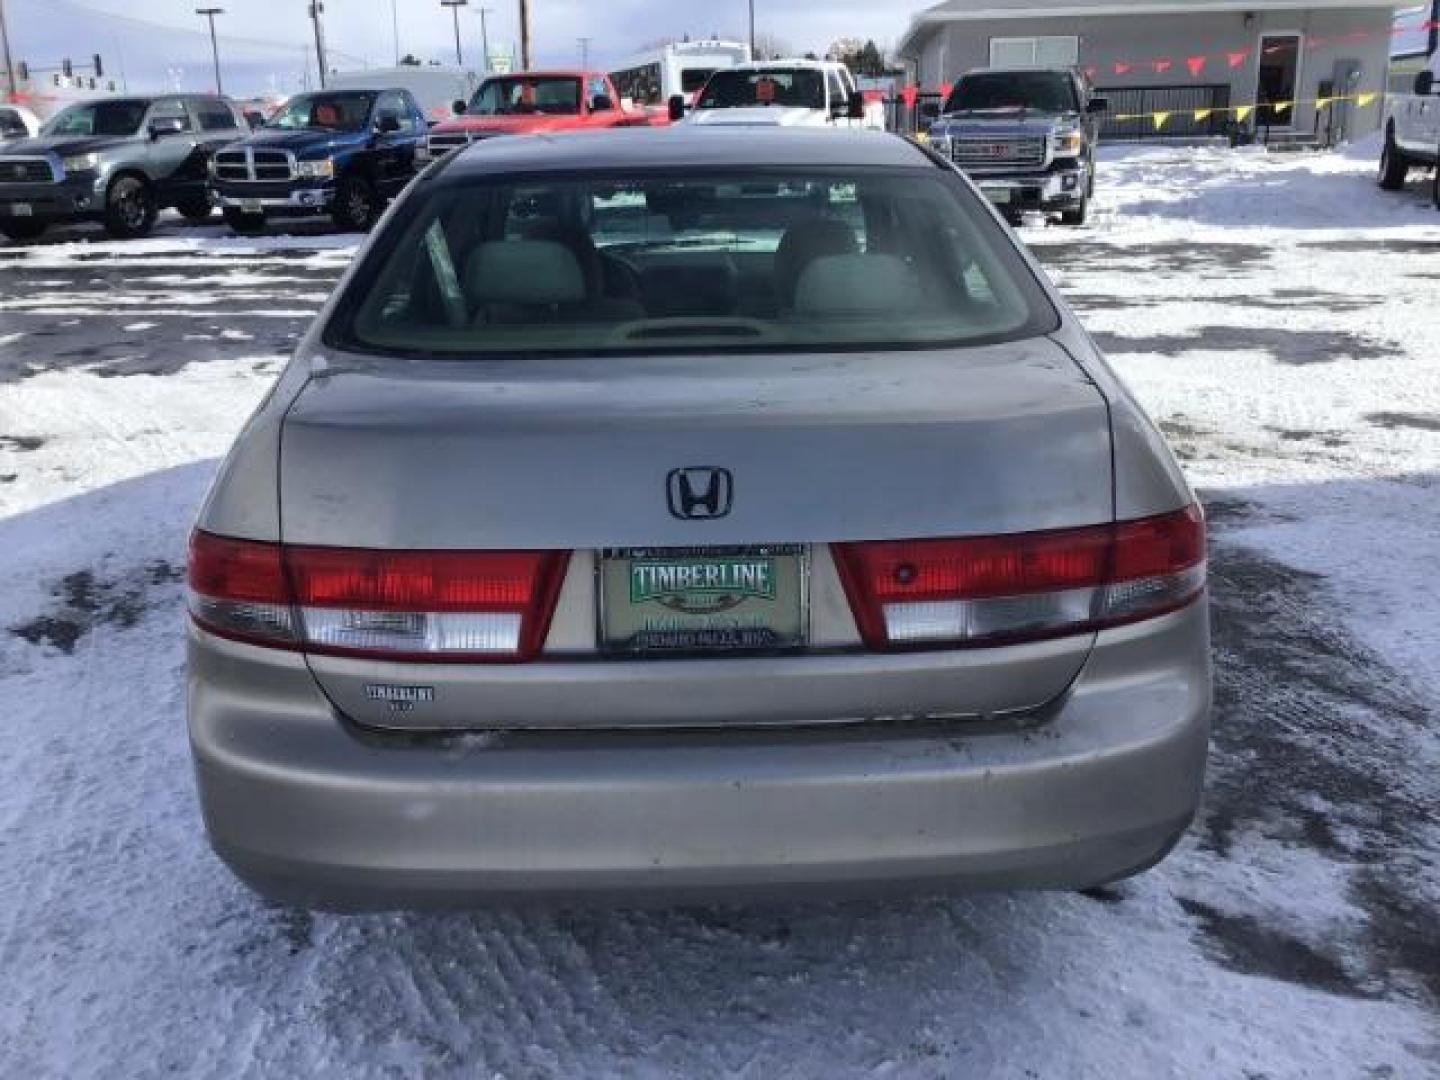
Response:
[666, 467, 733, 521]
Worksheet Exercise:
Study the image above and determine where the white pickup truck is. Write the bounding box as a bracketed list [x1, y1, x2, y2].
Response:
[1379, 48, 1440, 207]
[671, 60, 885, 130]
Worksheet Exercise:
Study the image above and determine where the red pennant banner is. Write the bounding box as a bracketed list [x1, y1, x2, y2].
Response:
[1114, 62, 1131, 75]
[939, 81, 953, 99]
[1153, 58, 1173, 73]
[1227, 50, 1249, 68]
[1186, 55, 1207, 77]
[901, 85, 918, 108]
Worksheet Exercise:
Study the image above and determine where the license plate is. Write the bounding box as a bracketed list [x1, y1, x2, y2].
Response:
[240, 199, 263, 214]
[982, 187, 1013, 205]
[8, 202, 32, 217]
[599, 546, 808, 654]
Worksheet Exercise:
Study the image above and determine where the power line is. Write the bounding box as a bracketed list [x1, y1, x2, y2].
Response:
[11, 0, 367, 66]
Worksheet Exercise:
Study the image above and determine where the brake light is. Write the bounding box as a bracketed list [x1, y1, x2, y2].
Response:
[833, 505, 1204, 649]
[187, 531, 569, 662]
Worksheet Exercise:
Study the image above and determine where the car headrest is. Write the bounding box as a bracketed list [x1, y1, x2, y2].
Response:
[314, 104, 340, 127]
[774, 219, 859, 308]
[464, 240, 587, 307]
[792, 254, 922, 317]
[520, 220, 604, 298]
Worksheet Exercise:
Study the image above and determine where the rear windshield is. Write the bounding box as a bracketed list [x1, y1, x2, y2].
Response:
[945, 73, 1079, 114]
[469, 76, 583, 116]
[326, 166, 1058, 358]
[699, 70, 826, 110]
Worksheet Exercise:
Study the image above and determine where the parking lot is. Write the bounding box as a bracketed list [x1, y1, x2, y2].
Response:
[1, 140, 1438, 1077]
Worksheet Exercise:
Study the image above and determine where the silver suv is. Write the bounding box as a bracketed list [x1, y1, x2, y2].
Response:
[187, 127, 1210, 910]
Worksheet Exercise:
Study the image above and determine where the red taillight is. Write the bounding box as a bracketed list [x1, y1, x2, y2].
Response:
[187, 531, 569, 662]
[834, 505, 1205, 649]
[187, 531, 298, 648]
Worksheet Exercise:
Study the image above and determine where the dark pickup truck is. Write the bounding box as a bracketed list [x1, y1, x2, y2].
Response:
[925, 67, 1107, 226]
[210, 88, 428, 234]
[0, 94, 244, 242]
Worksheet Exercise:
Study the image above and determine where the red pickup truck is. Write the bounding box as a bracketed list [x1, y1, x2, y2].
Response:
[421, 70, 660, 161]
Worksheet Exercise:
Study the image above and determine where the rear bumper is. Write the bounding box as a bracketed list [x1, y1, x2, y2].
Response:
[189, 600, 1211, 910]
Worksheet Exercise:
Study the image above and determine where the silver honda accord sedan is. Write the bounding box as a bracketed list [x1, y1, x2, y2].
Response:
[187, 126, 1210, 910]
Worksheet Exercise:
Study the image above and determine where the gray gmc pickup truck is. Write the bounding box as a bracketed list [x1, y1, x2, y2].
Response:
[925, 67, 1107, 226]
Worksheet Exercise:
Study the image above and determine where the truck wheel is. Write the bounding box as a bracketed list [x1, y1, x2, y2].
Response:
[1377, 133, 1409, 191]
[1061, 196, 1089, 227]
[331, 175, 380, 232]
[103, 175, 158, 239]
[222, 207, 266, 235]
[176, 196, 214, 223]
[0, 219, 48, 242]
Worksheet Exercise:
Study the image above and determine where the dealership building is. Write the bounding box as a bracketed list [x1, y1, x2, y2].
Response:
[895, 0, 1404, 140]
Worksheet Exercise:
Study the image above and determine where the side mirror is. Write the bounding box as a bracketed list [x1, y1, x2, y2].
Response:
[148, 117, 186, 139]
[376, 111, 402, 133]
[1417, 71, 1435, 96]
[919, 102, 941, 121]
[1087, 96, 1110, 114]
[590, 94, 614, 112]
[452, 99, 467, 115]
[846, 90, 866, 120]
[668, 94, 686, 122]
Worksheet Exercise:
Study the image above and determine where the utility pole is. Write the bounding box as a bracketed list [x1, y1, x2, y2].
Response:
[476, 7, 493, 73]
[308, 1, 328, 88]
[390, 0, 400, 65]
[441, 0, 468, 67]
[518, 0, 530, 70]
[0, 0, 17, 102]
[748, 0, 755, 59]
[196, 7, 224, 94]
[577, 36, 590, 70]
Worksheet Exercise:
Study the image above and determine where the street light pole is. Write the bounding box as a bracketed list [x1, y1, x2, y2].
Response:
[308, 1, 328, 88]
[577, 36, 590, 70]
[196, 7, 224, 94]
[441, 0, 468, 68]
[476, 7, 493, 73]
[518, 0, 530, 70]
[748, 0, 755, 58]
[0, 0, 19, 101]
[390, 0, 400, 65]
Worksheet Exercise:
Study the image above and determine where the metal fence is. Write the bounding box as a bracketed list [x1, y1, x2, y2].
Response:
[1096, 84, 1233, 141]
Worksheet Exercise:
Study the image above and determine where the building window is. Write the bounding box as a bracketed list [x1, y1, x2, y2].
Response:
[988, 36, 1080, 68]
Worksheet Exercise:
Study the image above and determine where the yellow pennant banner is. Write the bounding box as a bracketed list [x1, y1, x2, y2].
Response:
[1112, 91, 1380, 126]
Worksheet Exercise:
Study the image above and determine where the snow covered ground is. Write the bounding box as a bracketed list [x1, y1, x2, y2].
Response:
[1, 143, 1438, 1078]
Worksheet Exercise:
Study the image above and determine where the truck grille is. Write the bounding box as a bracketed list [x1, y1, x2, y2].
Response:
[946, 137, 1047, 171]
[0, 157, 57, 184]
[214, 148, 296, 182]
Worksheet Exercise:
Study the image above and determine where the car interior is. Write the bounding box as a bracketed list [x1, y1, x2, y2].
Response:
[351, 175, 1031, 348]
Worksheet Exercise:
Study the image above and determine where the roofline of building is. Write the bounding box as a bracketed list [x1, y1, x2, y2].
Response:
[896, 0, 1403, 57]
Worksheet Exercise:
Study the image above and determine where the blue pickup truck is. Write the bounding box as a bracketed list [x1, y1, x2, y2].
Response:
[210, 89, 428, 234]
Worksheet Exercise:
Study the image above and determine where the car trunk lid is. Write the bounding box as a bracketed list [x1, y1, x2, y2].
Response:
[280, 341, 1114, 730]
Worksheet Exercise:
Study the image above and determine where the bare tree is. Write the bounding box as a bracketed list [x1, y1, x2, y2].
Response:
[751, 32, 793, 61]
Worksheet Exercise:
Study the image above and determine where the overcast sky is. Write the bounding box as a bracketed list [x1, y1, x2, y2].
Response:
[8, 0, 927, 97]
